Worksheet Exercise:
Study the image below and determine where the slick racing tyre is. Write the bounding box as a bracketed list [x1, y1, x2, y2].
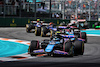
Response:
[29, 40, 39, 56]
[74, 40, 84, 55]
[35, 27, 41, 36]
[64, 41, 74, 57]
[26, 24, 31, 33]
[81, 32, 87, 43]
[41, 27, 48, 37]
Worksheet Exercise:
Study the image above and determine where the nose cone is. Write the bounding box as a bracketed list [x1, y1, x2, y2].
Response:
[45, 44, 55, 52]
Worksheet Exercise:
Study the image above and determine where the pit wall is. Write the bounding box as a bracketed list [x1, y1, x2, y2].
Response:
[0, 18, 98, 28]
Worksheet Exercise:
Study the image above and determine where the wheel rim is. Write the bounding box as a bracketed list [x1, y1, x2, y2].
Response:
[82, 42, 84, 53]
[26, 25, 28, 32]
[26, 25, 28, 28]
[50, 30, 53, 36]
[35, 27, 37, 35]
[41, 28, 43, 36]
[26, 28, 28, 32]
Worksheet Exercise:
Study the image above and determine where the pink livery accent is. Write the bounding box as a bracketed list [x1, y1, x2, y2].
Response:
[33, 49, 44, 53]
[53, 50, 68, 55]
[78, 38, 85, 41]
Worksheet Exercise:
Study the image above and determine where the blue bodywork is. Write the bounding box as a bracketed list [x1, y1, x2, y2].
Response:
[45, 41, 60, 52]
[35, 24, 41, 27]
[61, 35, 75, 38]
[45, 44, 55, 52]
[47, 25, 57, 31]
[32, 26, 84, 55]
[53, 50, 68, 55]
[58, 26, 67, 29]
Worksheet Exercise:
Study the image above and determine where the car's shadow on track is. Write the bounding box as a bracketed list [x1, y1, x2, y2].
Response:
[0, 61, 100, 67]
[38, 54, 83, 58]
[29, 31, 35, 33]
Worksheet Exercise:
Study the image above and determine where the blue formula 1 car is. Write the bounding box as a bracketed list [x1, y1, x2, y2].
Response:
[54, 25, 87, 43]
[28, 33, 85, 57]
[40, 23, 77, 37]
[35, 22, 55, 36]
[40, 24, 72, 37]
[40, 22, 57, 37]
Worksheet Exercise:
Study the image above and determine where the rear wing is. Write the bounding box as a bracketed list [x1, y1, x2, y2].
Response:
[31, 21, 44, 23]
[77, 19, 86, 22]
[58, 26, 67, 29]
[60, 34, 75, 38]
[50, 28, 57, 31]
[31, 21, 37, 23]
[42, 22, 49, 26]
[43, 21, 50, 23]
[70, 26, 78, 29]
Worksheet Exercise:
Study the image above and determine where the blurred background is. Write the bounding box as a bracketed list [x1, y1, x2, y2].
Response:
[0, 0, 100, 21]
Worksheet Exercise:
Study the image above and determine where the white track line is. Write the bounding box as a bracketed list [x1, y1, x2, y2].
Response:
[81, 29, 100, 36]
[87, 34, 100, 36]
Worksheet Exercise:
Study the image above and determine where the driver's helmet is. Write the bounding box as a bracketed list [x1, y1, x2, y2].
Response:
[49, 22, 54, 25]
[37, 19, 40, 22]
[60, 22, 66, 26]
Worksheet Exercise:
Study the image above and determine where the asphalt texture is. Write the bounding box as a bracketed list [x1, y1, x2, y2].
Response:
[0, 27, 100, 67]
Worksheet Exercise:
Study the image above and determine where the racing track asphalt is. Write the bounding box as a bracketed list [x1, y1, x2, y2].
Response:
[0, 27, 100, 67]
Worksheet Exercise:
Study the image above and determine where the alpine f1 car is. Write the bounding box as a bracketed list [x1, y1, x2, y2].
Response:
[41, 22, 57, 37]
[35, 21, 51, 36]
[28, 33, 85, 57]
[54, 26, 87, 43]
[41, 22, 69, 37]
[92, 22, 100, 29]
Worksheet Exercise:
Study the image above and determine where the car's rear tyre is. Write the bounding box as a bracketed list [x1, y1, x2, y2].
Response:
[29, 40, 39, 56]
[81, 32, 87, 43]
[26, 24, 31, 33]
[41, 27, 48, 37]
[74, 40, 84, 55]
[35, 27, 41, 36]
[64, 41, 74, 57]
